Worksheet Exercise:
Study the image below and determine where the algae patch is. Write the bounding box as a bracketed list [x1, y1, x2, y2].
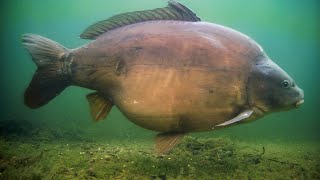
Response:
[0, 119, 319, 179]
[0, 131, 319, 179]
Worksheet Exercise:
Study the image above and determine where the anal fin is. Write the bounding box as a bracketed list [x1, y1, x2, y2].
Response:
[154, 132, 186, 155]
[86, 92, 113, 121]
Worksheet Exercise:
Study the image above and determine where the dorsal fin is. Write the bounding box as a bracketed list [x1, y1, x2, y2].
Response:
[80, 0, 201, 40]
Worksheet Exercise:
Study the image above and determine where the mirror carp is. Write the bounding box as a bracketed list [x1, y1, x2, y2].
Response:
[22, 0, 304, 154]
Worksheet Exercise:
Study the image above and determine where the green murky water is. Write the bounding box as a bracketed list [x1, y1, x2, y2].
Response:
[1, 0, 319, 179]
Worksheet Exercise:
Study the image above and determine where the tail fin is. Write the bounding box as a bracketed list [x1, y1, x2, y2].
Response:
[22, 34, 71, 109]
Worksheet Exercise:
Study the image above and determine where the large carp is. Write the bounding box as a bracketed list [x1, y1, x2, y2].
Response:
[22, 0, 304, 154]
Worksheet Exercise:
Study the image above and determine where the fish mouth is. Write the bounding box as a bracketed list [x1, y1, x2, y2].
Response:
[295, 99, 304, 107]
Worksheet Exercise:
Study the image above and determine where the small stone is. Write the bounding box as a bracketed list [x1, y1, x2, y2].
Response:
[87, 168, 96, 177]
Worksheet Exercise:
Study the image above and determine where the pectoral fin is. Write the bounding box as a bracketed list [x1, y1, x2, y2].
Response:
[154, 132, 186, 155]
[86, 92, 113, 121]
[216, 109, 253, 127]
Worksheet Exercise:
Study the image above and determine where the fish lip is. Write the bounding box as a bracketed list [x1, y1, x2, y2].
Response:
[295, 99, 304, 107]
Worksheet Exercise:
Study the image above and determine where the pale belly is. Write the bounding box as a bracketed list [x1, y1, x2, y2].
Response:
[111, 66, 247, 132]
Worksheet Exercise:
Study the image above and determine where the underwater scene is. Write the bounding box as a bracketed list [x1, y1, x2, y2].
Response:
[1, 0, 319, 179]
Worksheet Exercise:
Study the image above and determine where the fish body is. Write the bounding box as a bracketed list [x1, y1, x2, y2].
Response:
[72, 21, 260, 132]
[22, 1, 304, 154]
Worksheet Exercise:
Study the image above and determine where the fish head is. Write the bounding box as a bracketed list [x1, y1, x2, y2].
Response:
[248, 56, 304, 113]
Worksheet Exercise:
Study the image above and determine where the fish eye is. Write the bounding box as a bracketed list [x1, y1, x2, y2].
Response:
[282, 80, 290, 88]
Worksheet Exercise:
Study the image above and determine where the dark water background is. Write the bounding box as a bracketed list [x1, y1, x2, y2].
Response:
[1, 0, 319, 143]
